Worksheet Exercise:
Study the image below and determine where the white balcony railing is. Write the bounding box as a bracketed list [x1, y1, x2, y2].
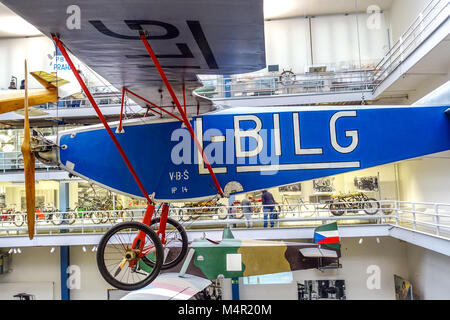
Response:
[372, 0, 449, 88]
[0, 200, 449, 240]
[195, 70, 376, 100]
[0, 152, 58, 172]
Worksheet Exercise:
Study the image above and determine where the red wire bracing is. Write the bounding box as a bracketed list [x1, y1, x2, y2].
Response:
[123, 88, 182, 121]
[118, 88, 125, 132]
[139, 33, 224, 197]
[182, 83, 186, 115]
[53, 36, 153, 205]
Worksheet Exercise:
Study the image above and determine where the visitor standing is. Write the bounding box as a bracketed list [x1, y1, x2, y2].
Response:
[262, 190, 276, 228]
[241, 195, 253, 228]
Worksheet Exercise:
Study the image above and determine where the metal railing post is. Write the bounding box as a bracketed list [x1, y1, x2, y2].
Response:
[435, 203, 440, 236]
[411, 203, 417, 230]
[395, 201, 399, 227]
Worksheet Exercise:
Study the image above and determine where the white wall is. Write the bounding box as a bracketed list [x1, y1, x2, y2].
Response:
[264, 18, 311, 73]
[0, 36, 110, 91]
[389, 0, 431, 43]
[405, 242, 450, 299]
[0, 36, 55, 90]
[398, 151, 450, 203]
[311, 13, 389, 68]
[69, 245, 111, 300]
[238, 237, 409, 300]
[0, 246, 61, 299]
[264, 12, 389, 74]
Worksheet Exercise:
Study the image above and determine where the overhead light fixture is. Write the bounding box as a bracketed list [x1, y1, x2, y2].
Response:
[17, 248, 21, 253]
[82, 246, 86, 252]
[13, 248, 17, 254]
[376, 237, 380, 244]
[50, 247, 55, 253]
[91, 246, 97, 252]
[8, 248, 13, 254]
[359, 238, 363, 244]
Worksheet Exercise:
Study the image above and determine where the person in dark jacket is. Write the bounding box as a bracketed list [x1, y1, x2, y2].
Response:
[261, 190, 276, 228]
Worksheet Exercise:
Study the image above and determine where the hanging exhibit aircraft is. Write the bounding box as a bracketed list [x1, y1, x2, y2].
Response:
[1, 0, 449, 290]
[120, 223, 341, 299]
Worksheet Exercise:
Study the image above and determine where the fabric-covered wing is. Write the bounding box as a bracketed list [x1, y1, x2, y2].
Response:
[1, 0, 266, 92]
[120, 273, 212, 300]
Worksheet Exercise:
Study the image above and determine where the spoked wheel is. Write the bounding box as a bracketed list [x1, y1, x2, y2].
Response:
[141, 217, 188, 270]
[170, 207, 183, 222]
[100, 211, 110, 224]
[96, 221, 164, 291]
[232, 206, 244, 219]
[13, 214, 24, 227]
[121, 210, 134, 222]
[329, 202, 346, 216]
[91, 211, 106, 224]
[51, 212, 63, 225]
[363, 199, 380, 215]
[180, 208, 192, 222]
[66, 212, 77, 225]
[276, 206, 286, 218]
[217, 206, 228, 220]
[301, 203, 316, 218]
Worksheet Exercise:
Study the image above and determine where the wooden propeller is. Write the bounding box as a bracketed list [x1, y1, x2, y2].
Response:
[21, 60, 36, 240]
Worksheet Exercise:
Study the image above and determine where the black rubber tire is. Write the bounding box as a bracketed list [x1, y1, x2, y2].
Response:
[217, 206, 228, 220]
[13, 214, 24, 227]
[50, 213, 63, 225]
[66, 212, 77, 225]
[96, 221, 164, 291]
[329, 202, 346, 216]
[91, 211, 104, 224]
[143, 217, 189, 270]
[121, 210, 134, 222]
[363, 198, 380, 215]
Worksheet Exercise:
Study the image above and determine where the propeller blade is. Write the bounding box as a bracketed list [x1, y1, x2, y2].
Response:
[21, 60, 35, 240]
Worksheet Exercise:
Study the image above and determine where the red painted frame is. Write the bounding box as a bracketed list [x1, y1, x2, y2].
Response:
[54, 33, 224, 276]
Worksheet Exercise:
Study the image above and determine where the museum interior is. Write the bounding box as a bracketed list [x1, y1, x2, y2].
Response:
[0, 0, 449, 301]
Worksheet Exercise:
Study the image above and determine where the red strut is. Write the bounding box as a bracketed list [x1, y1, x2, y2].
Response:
[54, 36, 153, 204]
[118, 88, 125, 132]
[139, 32, 224, 196]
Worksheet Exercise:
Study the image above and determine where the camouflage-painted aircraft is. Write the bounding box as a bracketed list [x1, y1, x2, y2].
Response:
[122, 223, 341, 300]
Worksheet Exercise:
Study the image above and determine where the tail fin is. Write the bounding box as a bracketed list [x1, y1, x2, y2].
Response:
[314, 222, 340, 250]
[30, 71, 69, 89]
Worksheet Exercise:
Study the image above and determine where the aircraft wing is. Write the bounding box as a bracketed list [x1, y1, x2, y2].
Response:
[1, 0, 266, 112]
[120, 273, 211, 300]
